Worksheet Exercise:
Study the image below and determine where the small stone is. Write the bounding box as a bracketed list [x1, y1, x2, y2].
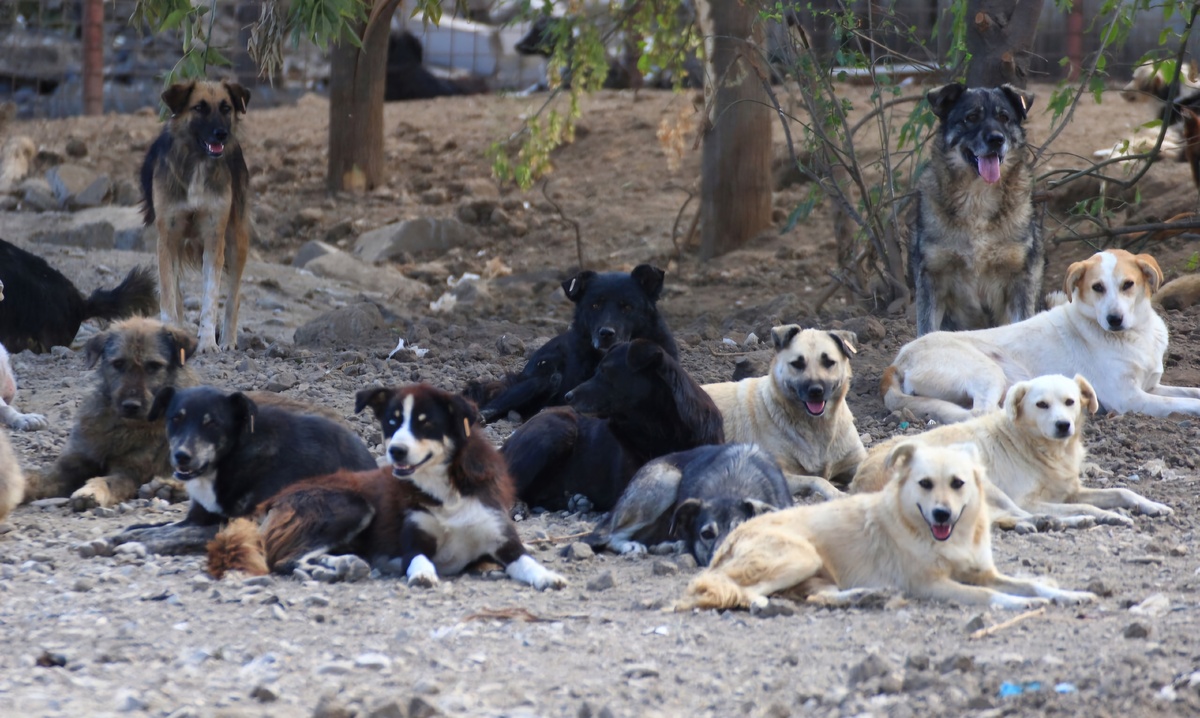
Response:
[1130, 593, 1170, 617]
[496, 334, 526, 356]
[72, 578, 94, 592]
[304, 594, 331, 608]
[36, 650, 67, 667]
[848, 653, 894, 687]
[242, 575, 273, 587]
[1124, 622, 1151, 639]
[964, 613, 987, 633]
[250, 683, 279, 703]
[114, 542, 147, 559]
[651, 560, 678, 576]
[586, 571, 616, 592]
[1087, 579, 1113, 597]
[1170, 545, 1188, 557]
[563, 542, 594, 561]
[938, 654, 974, 673]
[315, 660, 354, 675]
[622, 662, 660, 679]
[65, 137, 88, 158]
[674, 554, 698, 571]
[420, 188, 447, 205]
[408, 696, 442, 718]
[295, 207, 324, 227]
[313, 693, 356, 718]
[115, 689, 148, 712]
[905, 654, 930, 671]
[366, 700, 405, 718]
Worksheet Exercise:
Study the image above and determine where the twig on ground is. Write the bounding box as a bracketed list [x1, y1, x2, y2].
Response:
[969, 606, 1047, 640]
[526, 530, 592, 545]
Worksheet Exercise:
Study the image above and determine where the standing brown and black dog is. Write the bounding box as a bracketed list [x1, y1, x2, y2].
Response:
[140, 80, 251, 353]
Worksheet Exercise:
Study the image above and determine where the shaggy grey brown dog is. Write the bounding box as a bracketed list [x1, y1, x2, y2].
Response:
[909, 83, 1043, 336]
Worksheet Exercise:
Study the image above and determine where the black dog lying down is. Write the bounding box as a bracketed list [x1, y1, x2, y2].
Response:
[110, 386, 376, 554]
[207, 384, 566, 590]
[502, 339, 723, 513]
[586, 444, 793, 565]
[0, 239, 157, 353]
[466, 264, 677, 423]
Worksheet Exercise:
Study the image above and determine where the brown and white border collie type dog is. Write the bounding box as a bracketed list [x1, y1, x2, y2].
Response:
[208, 384, 566, 590]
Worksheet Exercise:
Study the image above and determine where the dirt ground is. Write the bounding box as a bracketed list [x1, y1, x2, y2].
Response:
[2, 82, 1200, 718]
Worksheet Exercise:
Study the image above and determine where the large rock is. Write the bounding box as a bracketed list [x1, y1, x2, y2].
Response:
[46, 164, 100, 206]
[292, 240, 339, 268]
[27, 206, 147, 251]
[305, 250, 428, 301]
[33, 221, 115, 249]
[353, 218, 477, 263]
[294, 303, 387, 348]
[70, 175, 112, 209]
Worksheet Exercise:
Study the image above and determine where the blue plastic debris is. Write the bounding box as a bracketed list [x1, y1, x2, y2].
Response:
[1055, 682, 1077, 694]
[898, 421, 910, 430]
[999, 681, 1043, 698]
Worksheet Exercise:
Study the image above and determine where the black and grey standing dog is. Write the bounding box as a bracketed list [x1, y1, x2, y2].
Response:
[110, 386, 376, 554]
[586, 444, 792, 566]
[909, 83, 1043, 336]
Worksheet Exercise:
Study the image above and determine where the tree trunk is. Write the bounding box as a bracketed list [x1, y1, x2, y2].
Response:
[326, 0, 401, 193]
[699, 0, 773, 260]
[965, 0, 1045, 88]
[81, 0, 103, 115]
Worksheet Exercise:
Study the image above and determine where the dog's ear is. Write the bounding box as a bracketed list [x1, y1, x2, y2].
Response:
[161, 325, 198, 368]
[926, 83, 966, 121]
[884, 441, 918, 475]
[354, 386, 391, 417]
[770, 324, 801, 352]
[631, 264, 666, 301]
[668, 498, 703, 538]
[161, 82, 195, 116]
[147, 387, 176, 422]
[1074, 374, 1100, 415]
[223, 81, 251, 114]
[742, 498, 778, 517]
[562, 271, 596, 302]
[626, 339, 665, 371]
[827, 330, 858, 358]
[1063, 258, 1089, 300]
[446, 393, 480, 444]
[999, 84, 1034, 122]
[1133, 253, 1164, 294]
[1005, 381, 1030, 421]
[84, 331, 112, 369]
[229, 392, 259, 433]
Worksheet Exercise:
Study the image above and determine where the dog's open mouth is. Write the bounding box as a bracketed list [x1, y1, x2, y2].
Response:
[392, 452, 433, 477]
[173, 465, 209, 481]
[929, 521, 954, 541]
[204, 141, 225, 158]
[965, 149, 1003, 184]
[804, 400, 827, 416]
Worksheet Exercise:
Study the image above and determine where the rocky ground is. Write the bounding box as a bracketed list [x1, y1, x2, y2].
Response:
[2, 84, 1200, 717]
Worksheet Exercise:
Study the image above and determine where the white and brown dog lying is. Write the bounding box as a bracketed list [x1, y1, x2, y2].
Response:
[884, 249, 1200, 423]
[208, 384, 566, 591]
[676, 442, 1097, 611]
[703, 326, 866, 499]
[854, 374, 1171, 530]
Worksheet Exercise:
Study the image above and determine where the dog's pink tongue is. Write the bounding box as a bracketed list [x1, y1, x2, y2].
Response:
[977, 154, 1001, 184]
[207, 142, 224, 155]
[932, 523, 952, 541]
[805, 400, 826, 415]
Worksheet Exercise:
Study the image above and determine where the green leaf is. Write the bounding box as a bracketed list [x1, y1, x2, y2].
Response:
[160, 8, 190, 32]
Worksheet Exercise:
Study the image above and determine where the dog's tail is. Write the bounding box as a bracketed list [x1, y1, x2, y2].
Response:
[675, 570, 755, 611]
[881, 365, 973, 424]
[84, 265, 158, 322]
[206, 518, 269, 579]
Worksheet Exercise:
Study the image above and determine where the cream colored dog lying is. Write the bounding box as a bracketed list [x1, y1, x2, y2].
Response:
[884, 250, 1200, 423]
[703, 326, 865, 499]
[854, 374, 1171, 529]
[676, 442, 1097, 611]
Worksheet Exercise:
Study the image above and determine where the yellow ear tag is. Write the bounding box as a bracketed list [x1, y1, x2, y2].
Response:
[463, 418, 471, 438]
[180, 348, 186, 366]
[1019, 96, 1027, 113]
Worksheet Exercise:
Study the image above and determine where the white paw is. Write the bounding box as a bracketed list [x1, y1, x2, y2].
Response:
[9, 412, 47, 431]
[1138, 500, 1172, 517]
[506, 554, 567, 590]
[1049, 589, 1097, 606]
[1095, 512, 1135, 527]
[612, 540, 648, 556]
[195, 331, 219, 354]
[990, 594, 1050, 611]
[406, 554, 439, 588]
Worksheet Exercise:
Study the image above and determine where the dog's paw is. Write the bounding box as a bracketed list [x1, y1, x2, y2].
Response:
[406, 554, 440, 588]
[137, 476, 189, 504]
[506, 554, 566, 590]
[1009, 519, 1039, 535]
[1049, 589, 1098, 606]
[990, 594, 1050, 611]
[8, 412, 48, 432]
[611, 539, 648, 556]
[70, 479, 116, 512]
[509, 500, 531, 522]
[195, 332, 219, 355]
[1093, 511, 1135, 527]
[567, 493, 594, 514]
[1136, 500, 1172, 517]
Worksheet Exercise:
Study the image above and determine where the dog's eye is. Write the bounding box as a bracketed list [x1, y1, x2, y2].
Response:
[965, 111, 981, 123]
[1035, 400, 1049, 409]
[219, 102, 232, 115]
[1065, 398, 1075, 406]
[699, 525, 718, 541]
[192, 103, 209, 115]
[790, 358, 806, 371]
[591, 302, 602, 310]
[918, 478, 933, 490]
[996, 112, 1009, 123]
[620, 302, 632, 313]
[111, 359, 126, 371]
[1091, 282, 1106, 294]
[820, 354, 836, 369]
[145, 362, 164, 373]
[1121, 279, 1135, 291]
[950, 477, 965, 490]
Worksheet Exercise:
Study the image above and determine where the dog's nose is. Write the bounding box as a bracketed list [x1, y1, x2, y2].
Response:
[213, 128, 229, 142]
[120, 399, 142, 416]
[1106, 313, 1123, 329]
[932, 507, 951, 524]
[598, 327, 616, 340]
[806, 385, 825, 400]
[985, 131, 1005, 148]
[173, 449, 192, 467]
[389, 445, 409, 463]
[1055, 420, 1072, 437]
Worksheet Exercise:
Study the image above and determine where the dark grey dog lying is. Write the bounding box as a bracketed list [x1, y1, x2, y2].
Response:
[585, 443, 792, 565]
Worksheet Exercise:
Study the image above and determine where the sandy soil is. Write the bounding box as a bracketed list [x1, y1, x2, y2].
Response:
[1, 83, 1200, 718]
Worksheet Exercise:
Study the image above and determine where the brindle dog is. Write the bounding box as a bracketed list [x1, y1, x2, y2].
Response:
[141, 80, 251, 353]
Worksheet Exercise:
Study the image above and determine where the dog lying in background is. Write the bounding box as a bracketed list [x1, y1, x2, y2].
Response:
[856, 374, 1170, 529]
[586, 443, 792, 566]
[884, 249, 1200, 422]
[909, 83, 1043, 336]
[676, 442, 1097, 612]
[503, 339, 723, 513]
[466, 264, 678, 423]
[142, 80, 251, 353]
[111, 385, 377, 555]
[0, 239, 157, 353]
[0, 335, 46, 432]
[208, 385, 566, 590]
[703, 326, 865, 499]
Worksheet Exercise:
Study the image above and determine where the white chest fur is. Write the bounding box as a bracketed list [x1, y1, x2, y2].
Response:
[411, 497, 506, 575]
[186, 473, 221, 514]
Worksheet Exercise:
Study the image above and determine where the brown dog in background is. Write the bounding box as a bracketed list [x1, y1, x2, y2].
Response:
[141, 80, 251, 353]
